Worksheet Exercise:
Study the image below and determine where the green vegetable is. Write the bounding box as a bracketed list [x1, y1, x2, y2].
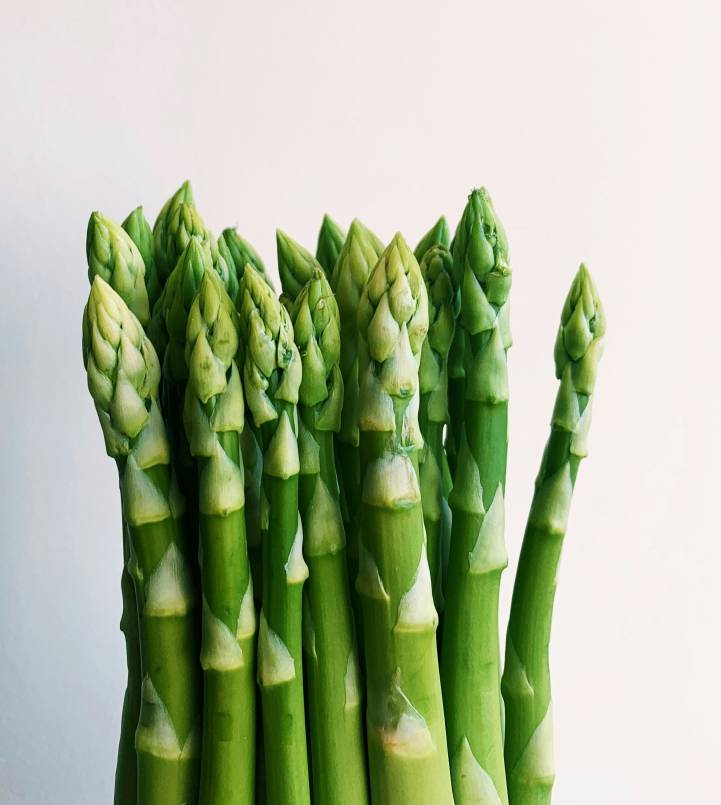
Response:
[502, 265, 605, 805]
[83, 278, 201, 804]
[329, 219, 384, 626]
[122, 206, 162, 312]
[219, 228, 275, 291]
[276, 229, 323, 303]
[289, 269, 369, 805]
[87, 211, 150, 326]
[184, 269, 257, 804]
[236, 265, 310, 805]
[356, 233, 453, 805]
[153, 181, 201, 285]
[315, 214, 346, 276]
[417, 244, 457, 610]
[414, 216, 450, 263]
[441, 187, 511, 805]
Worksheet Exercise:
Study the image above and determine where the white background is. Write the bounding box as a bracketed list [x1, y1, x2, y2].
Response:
[1, 1, 719, 803]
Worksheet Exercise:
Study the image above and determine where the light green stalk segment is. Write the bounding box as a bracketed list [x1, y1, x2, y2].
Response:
[123, 206, 162, 312]
[290, 270, 369, 805]
[236, 265, 310, 805]
[315, 214, 346, 276]
[276, 230, 323, 303]
[418, 244, 458, 611]
[502, 266, 605, 805]
[441, 188, 512, 805]
[87, 211, 150, 326]
[329, 219, 384, 626]
[219, 228, 275, 291]
[184, 269, 256, 805]
[356, 233, 453, 805]
[83, 278, 201, 804]
[414, 216, 450, 264]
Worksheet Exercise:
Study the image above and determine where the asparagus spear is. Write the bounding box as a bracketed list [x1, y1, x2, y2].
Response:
[83, 278, 201, 804]
[329, 219, 384, 624]
[122, 206, 162, 312]
[441, 188, 512, 805]
[417, 244, 458, 611]
[184, 269, 257, 804]
[276, 229, 323, 303]
[414, 216, 450, 264]
[87, 211, 151, 326]
[502, 266, 605, 805]
[85, 211, 150, 804]
[289, 269, 369, 805]
[153, 181, 198, 285]
[356, 233, 453, 805]
[219, 228, 275, 291]
[236, 265, 310, 805]
[315, 214, 346, 276]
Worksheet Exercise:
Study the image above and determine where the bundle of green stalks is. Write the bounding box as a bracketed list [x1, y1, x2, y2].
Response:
[83, 182, 605, 805]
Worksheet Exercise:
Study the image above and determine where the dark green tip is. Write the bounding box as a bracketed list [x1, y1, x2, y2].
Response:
[315, 214, 347, 276]
[414, 216, 450, 263]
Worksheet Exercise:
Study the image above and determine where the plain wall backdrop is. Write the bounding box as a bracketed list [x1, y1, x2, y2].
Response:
[1, 1, 719, 802]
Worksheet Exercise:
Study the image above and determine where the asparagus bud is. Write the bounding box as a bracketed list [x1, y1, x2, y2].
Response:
[315, 214, 346, 276]
[277, 229, 323, 304]
[122, 206, 162, 312]
[87, 211, 150, 327]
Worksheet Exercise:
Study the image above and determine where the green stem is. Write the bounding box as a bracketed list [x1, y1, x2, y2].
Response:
[115, 521, 141, 805]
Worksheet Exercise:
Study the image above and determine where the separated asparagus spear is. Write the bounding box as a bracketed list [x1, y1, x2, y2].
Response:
[83, 278, 201, 804]
[236, 265, 310, 805]
[315, 214, 346, 276]
[184, 269, 257, 804]
[356, 233, 453, 805]
[441, 188, 511, 805]
[289, 269, 369, 805]
[502, 266, 605, 805]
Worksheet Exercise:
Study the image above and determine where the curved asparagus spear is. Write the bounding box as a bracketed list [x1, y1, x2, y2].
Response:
[329, 219, 384, 622]
[83, 278, 201, 804]
[441, 188, 511, 805]
[315, 214, 346, 276]
[502, 266, 605, 805]
[289, 270, 369, 805]
[219, 228, 275, 291]
[277, 230, 323, 303]
[418, 244, 457, 610]
[86, 211, 149, 803]
[356, 233, 453, 805]
[236, 265, 310, 805]
[123, 206, 162, 312]
[414, 216, 450, 263]
[87, 211, 150, 326]
[184, 269, 256, 804]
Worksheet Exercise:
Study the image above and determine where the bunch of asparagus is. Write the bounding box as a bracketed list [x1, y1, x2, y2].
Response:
[82, 182, 605, 805]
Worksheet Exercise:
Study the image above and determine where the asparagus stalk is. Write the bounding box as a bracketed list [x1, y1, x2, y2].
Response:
[219, 228, 275, 291]
[236, 265, 310, 805]
[414, 216, 450, 264]
[184, 269, 257, 804]
[153, 181, 199, 286]
[329, 219, 384, 622]
[277, 230, 323, 303]
[289, 269, 369, 805]
[87, 211, 150, 326]
[417, 244, 458, 611]
[441, 188, 512, 805]
[83, 278, 201, 804]
[502, 266, 605, 805]
[356, 233, 453, 805]
[86, 210, 150, 803]
[122, 206, 162, 312]
[315, 214, 346, 276]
